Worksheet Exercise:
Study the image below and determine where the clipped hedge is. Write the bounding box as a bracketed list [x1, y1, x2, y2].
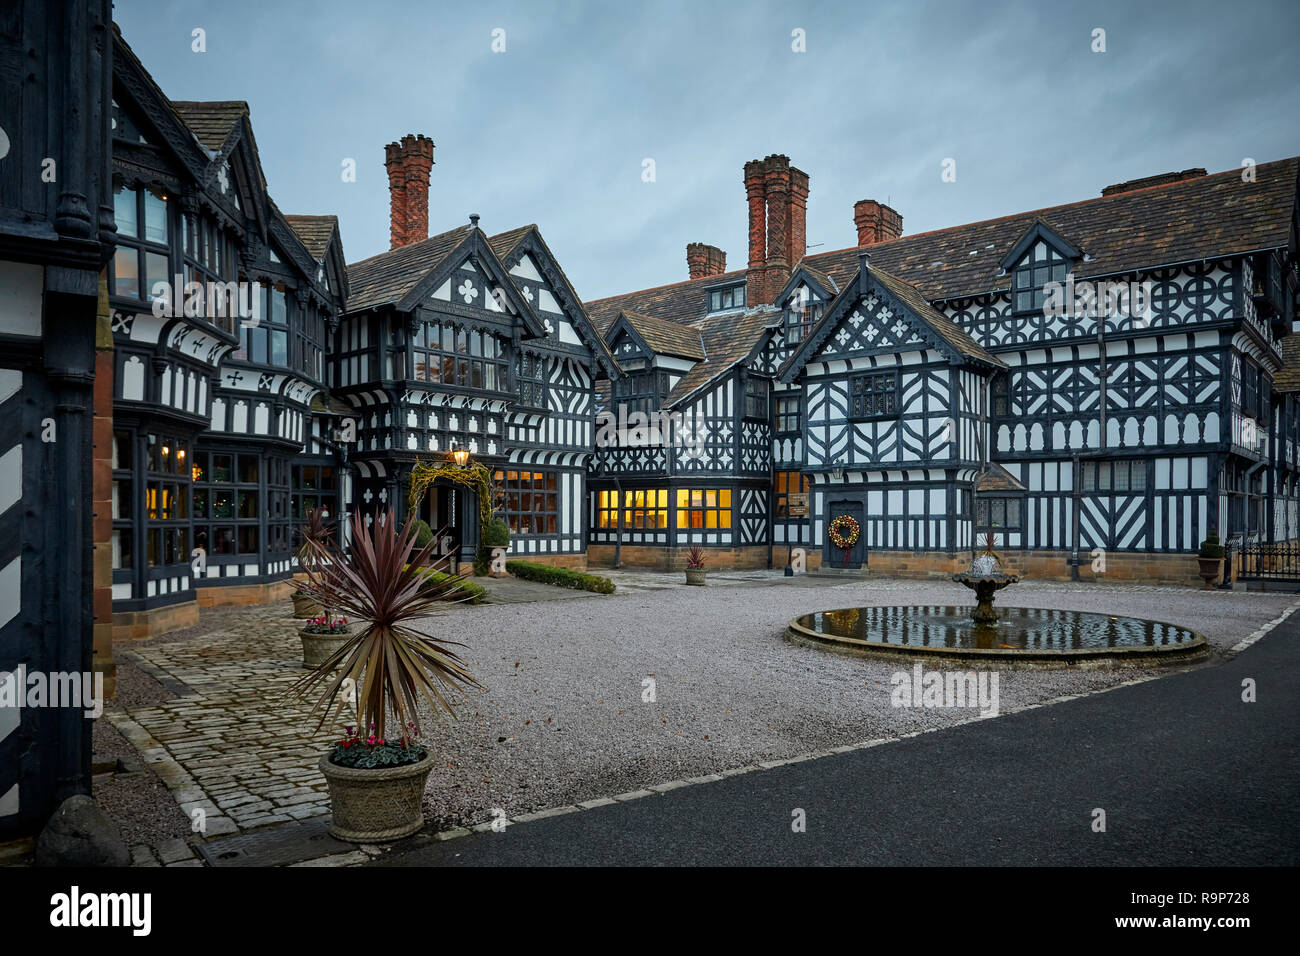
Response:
[407, 566, 487, 604]
[505, 560, 615, 595]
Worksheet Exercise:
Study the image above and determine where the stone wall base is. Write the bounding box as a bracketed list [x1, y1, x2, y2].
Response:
[588, 544, 774, 571]
[504, 552, 589, 571]
[863, 549, 1203, 588]
[195, 578, 295, 609]
[111, 600, 199, 642]
[586, 542, 1201, 585]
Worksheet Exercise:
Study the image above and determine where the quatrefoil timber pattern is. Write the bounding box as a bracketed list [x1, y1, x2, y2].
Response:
[816, 291, 929, 358]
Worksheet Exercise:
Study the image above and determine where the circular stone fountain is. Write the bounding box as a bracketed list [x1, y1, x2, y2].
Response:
[786, 550, 1207, 667]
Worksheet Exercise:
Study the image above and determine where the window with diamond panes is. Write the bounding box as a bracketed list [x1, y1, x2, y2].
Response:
[849, 372, 898, 419]
[412, 321, 504, 389]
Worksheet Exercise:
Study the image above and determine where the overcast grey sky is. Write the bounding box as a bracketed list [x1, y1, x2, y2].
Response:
[115, 0, 1300, 301]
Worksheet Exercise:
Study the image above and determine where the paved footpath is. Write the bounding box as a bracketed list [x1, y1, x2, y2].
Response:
[377, 613, 1300, 866]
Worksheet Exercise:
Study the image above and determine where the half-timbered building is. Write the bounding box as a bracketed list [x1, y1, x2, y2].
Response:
[1, 0, 115, 840]
[106, 28, 349, 638]
[337, 136, 616, 565]
[587, 154, 1300, 584]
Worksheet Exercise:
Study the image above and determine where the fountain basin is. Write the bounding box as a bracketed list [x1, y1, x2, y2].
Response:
[786, 605, 1208, 667]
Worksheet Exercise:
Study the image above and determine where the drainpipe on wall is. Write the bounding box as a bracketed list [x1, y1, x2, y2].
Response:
[1244, 457, 1267, 539]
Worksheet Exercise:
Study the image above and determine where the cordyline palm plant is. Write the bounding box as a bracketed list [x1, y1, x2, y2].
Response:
[288, 509, 482, 742]
[295, 507, 336, 624]
[296, 507, 333, 571]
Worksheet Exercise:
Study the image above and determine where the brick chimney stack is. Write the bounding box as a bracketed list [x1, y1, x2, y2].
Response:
[853, 199, 903, 247]
[384, 133, 435, 249]
[744, 154, 809, 305]
[687, 243, 727, 279]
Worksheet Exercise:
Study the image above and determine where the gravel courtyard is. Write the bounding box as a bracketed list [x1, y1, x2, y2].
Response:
[98, 574, 1297, 844]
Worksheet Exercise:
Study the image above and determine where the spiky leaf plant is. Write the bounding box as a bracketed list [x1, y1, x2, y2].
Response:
[295, 507, 337, 622]
[685, 544, 706, 569]
[289, 509, 482, 742]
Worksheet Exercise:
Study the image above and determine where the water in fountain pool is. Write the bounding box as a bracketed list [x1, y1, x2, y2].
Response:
[795, 605, 1199, 651]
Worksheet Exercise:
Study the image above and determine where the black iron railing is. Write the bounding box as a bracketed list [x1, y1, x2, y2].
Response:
[1236, 542, 1300, 581]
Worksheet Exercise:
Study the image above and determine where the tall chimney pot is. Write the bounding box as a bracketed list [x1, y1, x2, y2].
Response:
[854, 199, 903, 247]
[687, 242, 727, 279]
[384, 133, 435, 250]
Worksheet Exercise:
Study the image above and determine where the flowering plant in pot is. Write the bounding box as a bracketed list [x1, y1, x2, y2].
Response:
[291, 508, 331, 618]
[289, 508, 482, 842]
[298, 615, 351, 670]
[684, 544, 707, 586]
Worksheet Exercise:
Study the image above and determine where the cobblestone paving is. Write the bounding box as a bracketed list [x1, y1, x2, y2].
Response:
[107, 605, 339, 841]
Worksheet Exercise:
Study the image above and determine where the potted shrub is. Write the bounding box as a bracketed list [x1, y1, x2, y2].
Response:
[1198, 527, 1225, 590]
[291, 508, 330, 618]
[476, 517, 511, 577]
[289, 509, 481, 843]
[298, 615, 351, 669]
[684, 544, 706, 586]
[410, 518, 434, 551]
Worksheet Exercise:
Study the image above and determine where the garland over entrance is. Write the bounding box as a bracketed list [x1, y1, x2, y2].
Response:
[407, 457, 494, 546]
[828, 513, 861, 566]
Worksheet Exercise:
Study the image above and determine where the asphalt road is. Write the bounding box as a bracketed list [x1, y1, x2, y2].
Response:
[379, 615, 1300, 867]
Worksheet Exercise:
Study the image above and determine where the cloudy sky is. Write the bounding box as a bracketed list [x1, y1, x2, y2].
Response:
[116, 0, 1300, 301]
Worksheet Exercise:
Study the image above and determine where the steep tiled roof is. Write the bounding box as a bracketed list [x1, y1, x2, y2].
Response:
[169, 100, 248, 152]
[284, 215, 339, 260]
[800, 158, 1299, 303]
[619, 311, 706, 360]
[587, 269, 749, 331]
[662, 310, 778, 406]
[489, 225, 619, 373]
[1275, 334, 1300, 393]
[798, 263, 838, 295]
[488, 225, 535, 259]
[345, 225, 471, 312]
[976, 463, 1027, 493]
[585, 158, 1297, 385]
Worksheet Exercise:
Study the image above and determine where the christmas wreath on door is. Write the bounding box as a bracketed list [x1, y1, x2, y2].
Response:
[828, 514, 861, 566]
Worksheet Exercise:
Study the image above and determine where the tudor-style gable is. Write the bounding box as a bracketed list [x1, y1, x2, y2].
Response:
[779, 258, 1002, 383]
[490, 226, 619, 378]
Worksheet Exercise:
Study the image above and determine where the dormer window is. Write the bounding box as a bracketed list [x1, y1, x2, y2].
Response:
[611, 370, 665, 415]
[708, 283, 746, 313]
[787, 298, 820, 344]
[1011, 242, 1069, 314]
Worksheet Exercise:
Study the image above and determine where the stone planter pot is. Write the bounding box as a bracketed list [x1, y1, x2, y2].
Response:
[299, 628, 351, 669]
[318, 750, 433, 843]
[685, 567, 706, 586]
[291, 591, 322, 619]
[1197, 556, 1223, 590]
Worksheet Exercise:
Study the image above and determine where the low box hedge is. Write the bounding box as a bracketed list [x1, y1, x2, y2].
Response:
[407, 566, 487, 604]
[505, 560, 615, 594]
